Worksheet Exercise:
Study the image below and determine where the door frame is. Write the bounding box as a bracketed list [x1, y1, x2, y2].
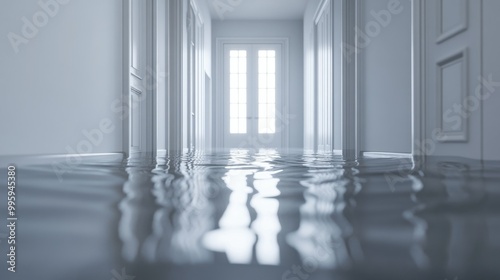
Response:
[215, 37, 290, 151]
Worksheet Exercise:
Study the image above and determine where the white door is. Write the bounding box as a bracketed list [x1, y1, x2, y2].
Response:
[222, 43, 283, 149]
[128, 0, 151, 155]
[424, 0, 482, 158]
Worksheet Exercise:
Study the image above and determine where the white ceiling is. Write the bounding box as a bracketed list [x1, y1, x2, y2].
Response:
[205, 0, 308, 20]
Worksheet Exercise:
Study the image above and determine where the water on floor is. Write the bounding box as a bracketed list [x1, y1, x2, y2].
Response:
[0, 149, 499, 280]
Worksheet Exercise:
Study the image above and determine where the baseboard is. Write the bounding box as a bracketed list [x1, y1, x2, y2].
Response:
[156, 149, 167, 158]
[0, 152, 125, 167]
[362, 152, 413, 159]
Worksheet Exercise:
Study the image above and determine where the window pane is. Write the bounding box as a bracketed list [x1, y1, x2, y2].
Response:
[239, 90, 247, 104]
[259, 104, 267, 119]
[239, 104, 247, 118]
[268, 59, 275, 73]
[257, 49, 277, 135]
[230, 74, 238, 88]
[230, 89, 239, 103]
[259, 58, 267, 73]
[230, 58, 238, 73]
[267, 75, 275, 88]
[267, 104, 275, 119]
[259, 74, 267, 89]
[239, 119, 246, 133]
[259, 119, 267, 134]
[239, 59, 247, 73]
[268, 89, 275, 103]
[259, 90, 267, 104]
[230, 104, 238, 119]
[239, 74, 246, 88]
[230, 50, 239, 57]
[228, 49, 247, 135]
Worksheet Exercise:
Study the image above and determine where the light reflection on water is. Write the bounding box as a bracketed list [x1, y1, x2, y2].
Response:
[1, 150, 500, 280]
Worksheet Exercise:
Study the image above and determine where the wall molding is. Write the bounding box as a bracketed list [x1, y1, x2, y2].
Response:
[313, 0, 331, 25]
[436, 0, 468, 44]
[435, 47, 469, 142]
[0, 153, 125, 167]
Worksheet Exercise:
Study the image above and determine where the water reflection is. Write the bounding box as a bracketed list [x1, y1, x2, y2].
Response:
[286, 154, 358, 270]
[404, 159, 491, 279]
[203, 149, 282, 265]
[112, 152, 500, 280]
[3, 151, 500, 280]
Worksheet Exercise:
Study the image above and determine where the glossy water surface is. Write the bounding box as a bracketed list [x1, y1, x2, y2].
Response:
[1, 150, 499, 280]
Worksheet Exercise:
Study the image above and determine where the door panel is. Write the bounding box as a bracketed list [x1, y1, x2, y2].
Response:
[130, 0, 146, 78]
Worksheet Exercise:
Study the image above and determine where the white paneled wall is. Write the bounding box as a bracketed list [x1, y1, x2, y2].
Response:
[422, 0, 482, 159]
[415, 0, 500, 161]
[303, 0, 500, 160]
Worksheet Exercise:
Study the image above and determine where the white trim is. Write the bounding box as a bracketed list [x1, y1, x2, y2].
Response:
[215, 37, 290, 150]
[412, 0, 426, 165]
[166, 0, 185, 153]
[313, 0, 331, 25]
[341, 0, 358, 160]
[333, 149, 343, 156]
[122, 1, 130, 156]
[0, 153, 125, 167]
[362, 152, 413, 159]
[354, 0, 362, 159]
[150, 0, 157, 157]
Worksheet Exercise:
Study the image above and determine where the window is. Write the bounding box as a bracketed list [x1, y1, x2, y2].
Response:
[220, 41, 285, 149]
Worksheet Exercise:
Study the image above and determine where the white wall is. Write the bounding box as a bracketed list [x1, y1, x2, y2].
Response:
[0, 0, 123, 156]
[482, 0, 500, 161]
[358, 0, 412, 154]
[212, 20, 304, 149]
